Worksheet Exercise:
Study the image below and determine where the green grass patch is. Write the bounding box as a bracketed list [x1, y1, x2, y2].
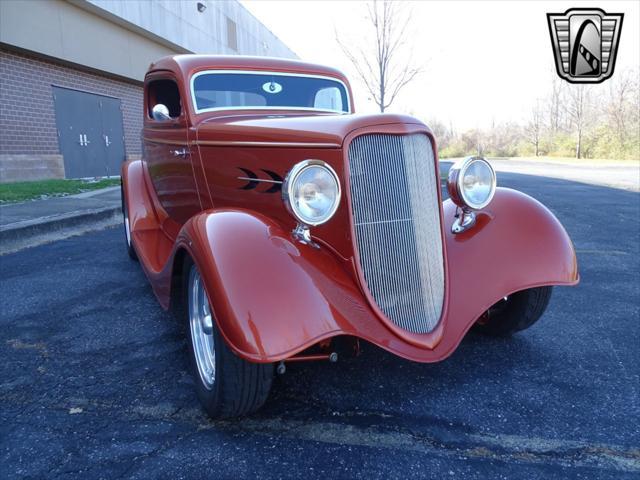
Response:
[0, 178, 120, 204]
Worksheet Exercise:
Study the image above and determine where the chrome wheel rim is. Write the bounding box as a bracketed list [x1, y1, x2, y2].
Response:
[123, 203, 132, 247]
[189, 267, 216, 390]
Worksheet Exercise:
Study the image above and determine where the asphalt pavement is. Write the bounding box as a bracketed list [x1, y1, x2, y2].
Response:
[487, 158, 640, 192]
[0, 187, 121, 254]
[1, 170, 638, 479]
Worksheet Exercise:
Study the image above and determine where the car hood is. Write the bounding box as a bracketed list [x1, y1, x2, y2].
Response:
[195, 112, 424, 147]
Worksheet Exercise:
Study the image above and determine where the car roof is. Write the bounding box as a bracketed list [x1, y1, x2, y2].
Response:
[148, 55, 349, 82]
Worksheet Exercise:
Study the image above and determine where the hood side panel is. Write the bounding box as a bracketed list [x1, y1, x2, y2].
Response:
[196, 112, 423, 147]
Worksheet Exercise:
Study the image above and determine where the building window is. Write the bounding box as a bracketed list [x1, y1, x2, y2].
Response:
[226, 17, 237, 51]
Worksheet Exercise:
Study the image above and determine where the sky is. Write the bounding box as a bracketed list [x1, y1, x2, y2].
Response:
[241, 0, 640, 130]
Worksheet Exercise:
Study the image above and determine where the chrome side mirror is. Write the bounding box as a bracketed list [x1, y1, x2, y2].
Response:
[151, 104, 171, 121]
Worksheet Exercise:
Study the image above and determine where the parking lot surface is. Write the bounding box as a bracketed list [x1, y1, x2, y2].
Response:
[1, 171, 638, 479]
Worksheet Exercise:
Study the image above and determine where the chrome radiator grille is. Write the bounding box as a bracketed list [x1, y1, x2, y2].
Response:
[348, 133, 444, 334]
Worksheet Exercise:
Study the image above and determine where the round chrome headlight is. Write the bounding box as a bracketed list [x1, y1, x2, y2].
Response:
[283, 160, 341, 226]
[447, 156, 497, 210]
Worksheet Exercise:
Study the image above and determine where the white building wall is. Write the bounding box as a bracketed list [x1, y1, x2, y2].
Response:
[86, 0, 297, 59]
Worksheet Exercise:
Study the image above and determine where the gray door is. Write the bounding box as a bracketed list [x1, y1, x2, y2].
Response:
[99, 96, 126, 177]
[53, 86, 126, 178]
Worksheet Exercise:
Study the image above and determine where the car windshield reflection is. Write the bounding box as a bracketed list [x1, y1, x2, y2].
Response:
[191, 71, 350, 114]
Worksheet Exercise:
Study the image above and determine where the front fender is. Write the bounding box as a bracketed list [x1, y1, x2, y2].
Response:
[175, 188, 578, 363]
[176, 209, 370, 362]
[431, 187, 579, 359]
[444, 187, 579, 295]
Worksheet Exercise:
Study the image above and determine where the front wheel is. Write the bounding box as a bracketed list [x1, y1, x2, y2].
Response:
[474, 286, 553, 336]
[184, 258, 273, 418]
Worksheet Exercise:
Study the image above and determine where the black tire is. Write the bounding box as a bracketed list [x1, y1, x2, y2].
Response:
[121, 184, 137, 261]
[183, 257, 273, 418]
[474, 286, 553, 336]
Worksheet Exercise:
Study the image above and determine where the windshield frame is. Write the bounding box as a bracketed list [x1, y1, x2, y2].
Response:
[189, 69, 352, 115]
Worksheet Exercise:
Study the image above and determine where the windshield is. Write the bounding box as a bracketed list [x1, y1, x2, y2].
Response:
[191, 71, 350, 114]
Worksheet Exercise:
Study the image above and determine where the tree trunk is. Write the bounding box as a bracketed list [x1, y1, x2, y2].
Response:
[576, 129, 582, 159]
[379, 72, 385, 113]
[535, 141, 539, 157]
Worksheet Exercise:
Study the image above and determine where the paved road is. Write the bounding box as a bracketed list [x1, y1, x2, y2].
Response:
[443, 158, 640, 192]
[489, 158, 640, 192]
[1, 171, 638, 479]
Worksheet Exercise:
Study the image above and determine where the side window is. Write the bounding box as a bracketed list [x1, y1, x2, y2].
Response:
[147, 79, 182, 119]
[314, 87, 344, 112]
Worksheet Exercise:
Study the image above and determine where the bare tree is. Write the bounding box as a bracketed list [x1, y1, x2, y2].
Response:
[459, 129, 484, 156]
[547, 76, 565, 133]
[565, 85, 592, 159]
[336, 1, 423, 112]
[525, 100, 544, 157]
[485, 122, 520, 157]
[426, 118, 455, 150]
[438, 70, 638, 160]
[607, 69, 637, 145]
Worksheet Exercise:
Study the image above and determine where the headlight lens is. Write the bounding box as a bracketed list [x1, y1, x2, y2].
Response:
[283, 160, 341, 225]
[448, 157, 496, 210]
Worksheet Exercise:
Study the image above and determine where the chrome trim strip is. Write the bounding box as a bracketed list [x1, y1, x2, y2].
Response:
[145, 127, 184, 134]
[237, 177, 283, 184]
[356, 218, 412, 227]
[189, 69, 352, 115]
[193, 140, 340, 149]
[143, 137, 189, 146]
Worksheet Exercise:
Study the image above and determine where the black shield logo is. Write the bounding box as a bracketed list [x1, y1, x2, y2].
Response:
[547, 8, 623, 84]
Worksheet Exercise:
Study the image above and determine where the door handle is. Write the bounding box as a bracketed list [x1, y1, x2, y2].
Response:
[104, 135, 111, 147]
[83, 134, 90, 145]
[171, 148, 189, 158]
[78, 134, 90, 146]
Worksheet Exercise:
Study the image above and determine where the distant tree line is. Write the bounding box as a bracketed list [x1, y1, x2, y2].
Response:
[432, 68, 639, 160]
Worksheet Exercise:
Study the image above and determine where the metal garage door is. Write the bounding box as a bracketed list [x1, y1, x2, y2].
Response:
[52, 86, 126, 178]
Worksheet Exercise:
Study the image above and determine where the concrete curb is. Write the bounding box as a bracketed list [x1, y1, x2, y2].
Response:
[0, 206, 121, 255]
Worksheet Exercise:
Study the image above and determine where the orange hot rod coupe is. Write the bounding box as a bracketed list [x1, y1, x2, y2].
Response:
[121, 55, 579, 418]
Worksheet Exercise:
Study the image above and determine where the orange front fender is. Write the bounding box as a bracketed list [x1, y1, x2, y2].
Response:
[176, 209, 368, 362]
[432, 187, 579, 359]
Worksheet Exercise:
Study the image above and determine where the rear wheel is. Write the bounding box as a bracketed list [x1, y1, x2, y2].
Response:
[474, 286, 553, 336]
[121, 185, 137, 261]
[184, 258, 273, 418]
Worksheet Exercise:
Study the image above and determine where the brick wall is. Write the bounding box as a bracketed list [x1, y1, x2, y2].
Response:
[0, 46, 143, 158]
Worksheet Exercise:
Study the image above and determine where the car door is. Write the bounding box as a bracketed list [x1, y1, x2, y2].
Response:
[143, 75, 201, 233]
